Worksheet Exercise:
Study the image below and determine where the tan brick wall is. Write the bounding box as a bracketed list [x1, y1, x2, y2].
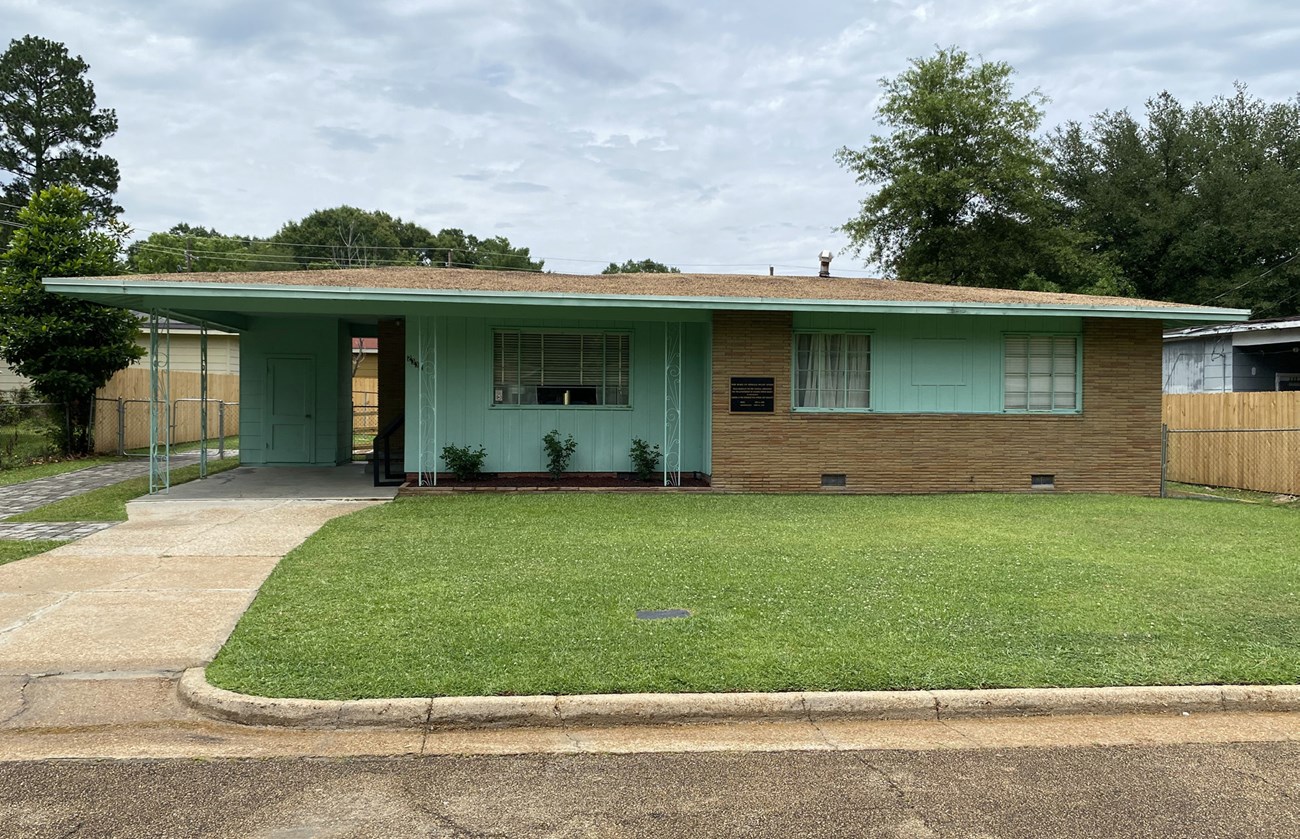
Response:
[377, 318, 406, 453]
[710, 311, 1162, 494]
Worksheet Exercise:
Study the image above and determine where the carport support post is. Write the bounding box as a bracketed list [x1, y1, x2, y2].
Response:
[663, 321, 682, 487]
[148, 312, 172, 494]
[199, 324, 208, 478]
[415, 316, 438, 486]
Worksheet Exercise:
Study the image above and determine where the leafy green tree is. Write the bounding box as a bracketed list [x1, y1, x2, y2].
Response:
[127, 224, 296, 273]
[0, 36, 119, 246]
[421, 227, 544, 271]
[835, 47, 1122, 294]
[272, 208, 545, 271]
[1051, 86, 1300, 316]
[273, 206, 417, 268]
[601, 258, 680, 274]
[0, 185, 143, 454]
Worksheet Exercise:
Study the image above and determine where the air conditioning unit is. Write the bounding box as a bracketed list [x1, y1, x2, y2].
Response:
[1278, 373, 1300, 392]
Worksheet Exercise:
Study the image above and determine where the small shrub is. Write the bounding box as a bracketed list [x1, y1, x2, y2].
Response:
[441, 443, 487, 481]
[542, 429, 577, 480]
[629, 438, 661, 481]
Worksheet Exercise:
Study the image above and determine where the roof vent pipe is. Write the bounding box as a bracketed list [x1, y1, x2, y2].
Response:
[818, 250, 833, 278]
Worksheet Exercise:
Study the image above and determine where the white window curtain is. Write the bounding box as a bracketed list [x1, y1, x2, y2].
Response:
[795, 333, 871, 409]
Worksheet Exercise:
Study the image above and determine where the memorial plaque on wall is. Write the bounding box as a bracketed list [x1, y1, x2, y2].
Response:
[730, 376, 775, 412]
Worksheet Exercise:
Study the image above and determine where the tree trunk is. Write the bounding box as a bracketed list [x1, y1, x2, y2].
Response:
[65, 396, 94, 456]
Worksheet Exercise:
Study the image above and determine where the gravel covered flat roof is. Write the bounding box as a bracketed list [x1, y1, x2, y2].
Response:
[79, 267, 1215, 310]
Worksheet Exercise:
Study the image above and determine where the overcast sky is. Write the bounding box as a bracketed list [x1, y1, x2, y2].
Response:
[4, 0, 1298, 275]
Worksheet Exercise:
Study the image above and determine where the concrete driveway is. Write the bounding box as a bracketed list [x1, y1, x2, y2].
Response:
[0, 498, 377, 728]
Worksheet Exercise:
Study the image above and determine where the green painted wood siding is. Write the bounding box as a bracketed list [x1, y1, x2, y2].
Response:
[239, 316, 351, 466]
[792, 312, 1082, 413]
[406, 315, 709, 475]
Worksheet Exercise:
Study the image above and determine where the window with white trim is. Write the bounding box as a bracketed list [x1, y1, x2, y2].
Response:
[493, 330, 631, 406]
[794, 332, 871, 409]
[1004, 335, 1078, 411]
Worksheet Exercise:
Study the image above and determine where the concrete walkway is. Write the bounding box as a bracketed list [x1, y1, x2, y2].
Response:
[0, 498, 377, 735]
[0, 452, 228, 541]
[0, 453, 223, 518]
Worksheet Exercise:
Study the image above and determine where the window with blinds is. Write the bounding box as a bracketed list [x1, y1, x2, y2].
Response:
[493, 330, 631, 406]
[1004, 335, 1078, 411]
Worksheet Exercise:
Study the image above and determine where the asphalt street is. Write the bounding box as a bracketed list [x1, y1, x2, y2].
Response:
[2, 741, 1298, 838]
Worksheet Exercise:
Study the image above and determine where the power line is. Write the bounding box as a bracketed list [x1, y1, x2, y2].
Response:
[129, 241, 553, 273]
[4, 198, 881, 276]
[1201, 252, 1300, 305]
[129, 239, 872, 276]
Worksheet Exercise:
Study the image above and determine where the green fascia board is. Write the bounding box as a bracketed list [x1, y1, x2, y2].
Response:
[42, 278, 1251, 323]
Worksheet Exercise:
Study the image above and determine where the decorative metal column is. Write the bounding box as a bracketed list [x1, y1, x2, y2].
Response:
[663, 321, 682, 487]
[414, 316, 438, 486]
[199, 323, 208, 479]
[148, 312, 172, 494]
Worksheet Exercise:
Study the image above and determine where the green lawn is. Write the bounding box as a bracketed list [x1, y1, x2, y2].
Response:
[207, 493, 1300, 700]
[8, 458, 240, 522]
[0, 456, 121, 487]
[0, 427, 62, 467]
[0, 540, 66, 566]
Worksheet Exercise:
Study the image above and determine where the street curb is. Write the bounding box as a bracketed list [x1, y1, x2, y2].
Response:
[179, 669, 1300, 731]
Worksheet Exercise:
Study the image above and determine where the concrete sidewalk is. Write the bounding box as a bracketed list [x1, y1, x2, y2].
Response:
[0, 452, 224, 542]
[0, 498, 377, 735]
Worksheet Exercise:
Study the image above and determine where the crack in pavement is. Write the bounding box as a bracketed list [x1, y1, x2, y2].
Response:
[0, 592, 77, 638]
[418, 701, 435, 756]
[553, 697, 583, 751]
[800, 694, 911, 802]
[0, 675, 32, 726]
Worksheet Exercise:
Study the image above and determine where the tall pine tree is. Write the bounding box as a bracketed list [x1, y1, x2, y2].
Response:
[0, 35, 120, 246]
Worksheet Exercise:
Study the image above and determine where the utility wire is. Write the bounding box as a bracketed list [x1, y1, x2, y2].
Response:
[129, 241, 554, 273]
[3, 199, 882, 275]
[129, 239, 871, 276]
[1201, 252, 1300, 305]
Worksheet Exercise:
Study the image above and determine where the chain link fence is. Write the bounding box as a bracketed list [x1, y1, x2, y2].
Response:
[352, 403, 378, 460]
[93, 396, 240, 458]
[0, 393, 69, 468]
[1163, 426, 1300, 497]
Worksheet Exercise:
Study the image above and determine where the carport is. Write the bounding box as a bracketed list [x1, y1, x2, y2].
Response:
[132, 463, 398, 501]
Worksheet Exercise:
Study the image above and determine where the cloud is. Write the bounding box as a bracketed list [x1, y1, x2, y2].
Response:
[314, 126, 396, 154]
[493, 181, 551, 194]
[5, 0, 1297, 274]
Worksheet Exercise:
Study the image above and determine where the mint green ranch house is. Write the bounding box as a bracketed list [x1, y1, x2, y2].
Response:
[45, 267, 1246, 493]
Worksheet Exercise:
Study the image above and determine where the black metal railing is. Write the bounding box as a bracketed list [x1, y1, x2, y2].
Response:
[373, 415, 406, 487]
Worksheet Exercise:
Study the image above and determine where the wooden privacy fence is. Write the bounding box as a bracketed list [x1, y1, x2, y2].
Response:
[1162, 392, 1300, 494]
[352, 376, 379, 437]
[93, 368, 241, 453]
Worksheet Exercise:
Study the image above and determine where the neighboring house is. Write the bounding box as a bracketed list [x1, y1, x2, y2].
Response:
[351, 337, 378, 378]
[1164, 317, 1300, 393]
[0, 319, 241, 395]
[44, 267, 1245, 493]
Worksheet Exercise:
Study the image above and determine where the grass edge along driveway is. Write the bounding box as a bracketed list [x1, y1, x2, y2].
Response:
[208, 493, 1300, 700]
[8, 459, 240, 522]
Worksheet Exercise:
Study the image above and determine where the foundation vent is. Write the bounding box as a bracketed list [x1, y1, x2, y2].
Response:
[821, 473, 847, 488]
[1031, 474, 1056, 490]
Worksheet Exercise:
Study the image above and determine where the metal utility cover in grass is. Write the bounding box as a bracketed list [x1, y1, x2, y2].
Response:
[636, 609, 691, 620]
